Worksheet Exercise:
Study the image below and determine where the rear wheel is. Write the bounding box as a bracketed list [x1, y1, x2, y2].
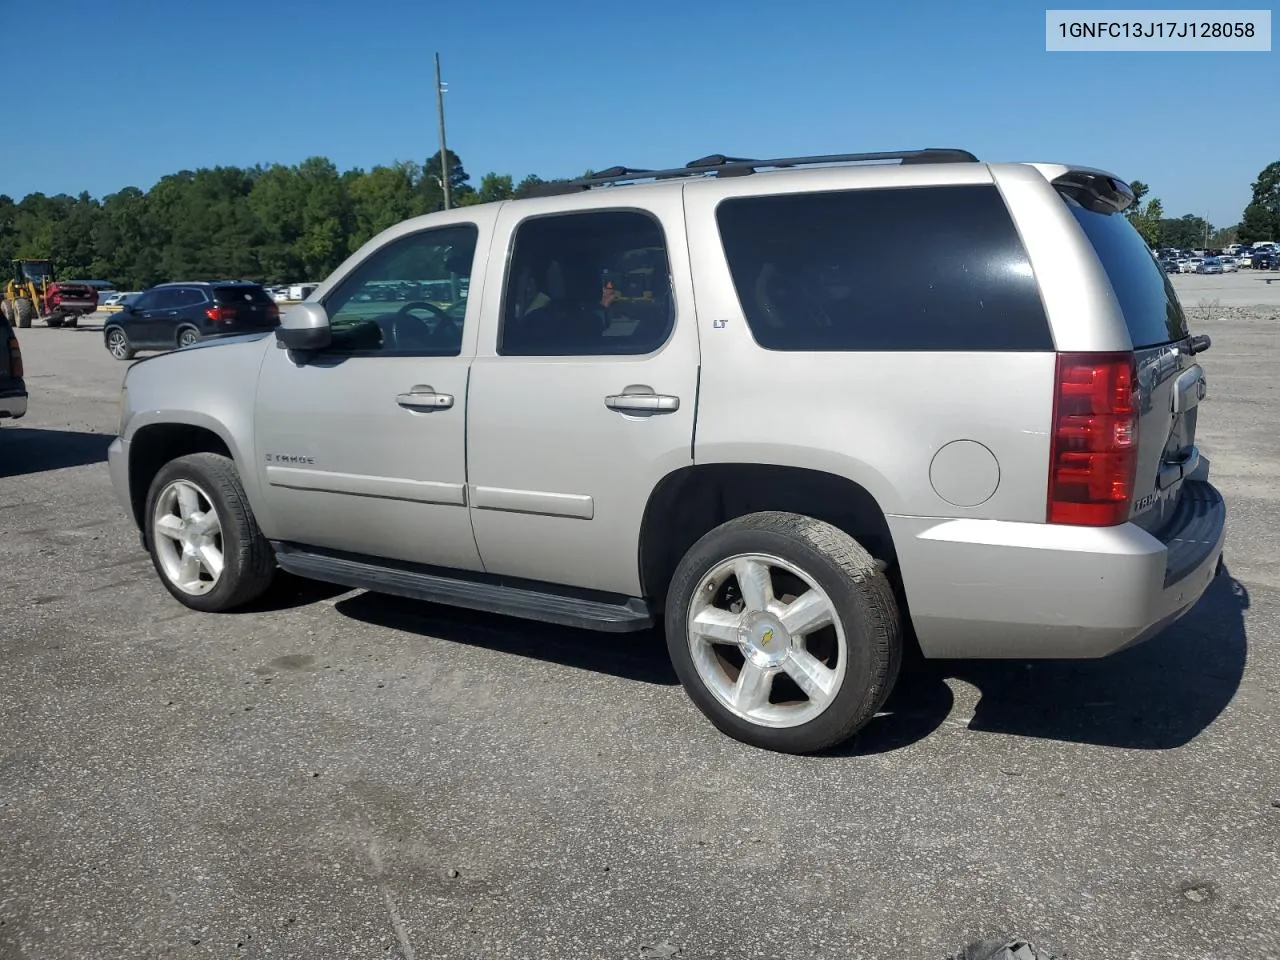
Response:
[105, 326, 135, 360]
[665, 511, 902, 754]
[144, 452, 276, 612]
[14, 298, 33, 328]
[176, 326, 199, 349]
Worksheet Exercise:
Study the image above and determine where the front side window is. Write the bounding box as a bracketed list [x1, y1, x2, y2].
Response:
[321, 224, 478, 356]
[499, 210, 674, 357]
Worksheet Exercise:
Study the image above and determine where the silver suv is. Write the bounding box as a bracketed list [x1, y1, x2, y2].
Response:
[107, 148, 1227, 753]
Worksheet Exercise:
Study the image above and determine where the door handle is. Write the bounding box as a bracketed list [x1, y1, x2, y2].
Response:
[396, 387, 454, 411]
[605, 388, 679, 414]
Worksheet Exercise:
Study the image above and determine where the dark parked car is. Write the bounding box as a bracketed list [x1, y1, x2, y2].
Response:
[103, 281, 280, 360]
[1, 309, 27, 425]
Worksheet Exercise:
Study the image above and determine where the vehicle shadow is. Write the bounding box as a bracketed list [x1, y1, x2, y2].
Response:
[835, 561, 1249, 756]
[333, 591, 679, 686]
[0, 427, 112, 478]
[235, 571, 353, 613]
[295, 561, 1247, 751]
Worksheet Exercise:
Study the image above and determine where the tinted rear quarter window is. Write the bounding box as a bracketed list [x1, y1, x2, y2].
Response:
[715, 184, 1052, 352]
[1064, 201, 1190, 348]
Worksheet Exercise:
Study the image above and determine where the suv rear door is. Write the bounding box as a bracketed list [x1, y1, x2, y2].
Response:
[1063, 197, 1206, 537]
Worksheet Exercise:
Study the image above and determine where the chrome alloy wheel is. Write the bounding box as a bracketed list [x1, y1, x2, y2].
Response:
[685, 553, 848, 729]
[152, 479, 224, 595]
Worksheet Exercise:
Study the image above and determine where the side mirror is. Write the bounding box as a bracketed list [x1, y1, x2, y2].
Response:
[275, 302, 331, 352]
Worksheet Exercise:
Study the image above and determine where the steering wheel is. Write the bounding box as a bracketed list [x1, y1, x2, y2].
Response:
[391, 300, 461, 351]
[397, 301, 452, 321]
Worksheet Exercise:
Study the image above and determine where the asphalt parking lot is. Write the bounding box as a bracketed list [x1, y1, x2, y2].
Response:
[3, 273, 1279, 960]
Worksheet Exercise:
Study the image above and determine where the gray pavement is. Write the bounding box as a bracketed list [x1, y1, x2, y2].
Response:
[2, 282, 1279, 960]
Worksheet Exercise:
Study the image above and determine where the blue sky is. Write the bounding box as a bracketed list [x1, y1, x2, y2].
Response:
[4, 0, 1275, 226]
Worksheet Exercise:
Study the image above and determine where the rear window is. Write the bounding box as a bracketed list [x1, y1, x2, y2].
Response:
[1065, 201, 1189, 348]
[214, 285, 271, 305]
[714, 184, 1053, 352]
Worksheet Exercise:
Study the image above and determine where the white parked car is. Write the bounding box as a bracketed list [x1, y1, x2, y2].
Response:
[1180, 257, 1203, 273]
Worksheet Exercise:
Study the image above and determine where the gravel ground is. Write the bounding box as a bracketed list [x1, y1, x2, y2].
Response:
[2, 283, 1279, 960]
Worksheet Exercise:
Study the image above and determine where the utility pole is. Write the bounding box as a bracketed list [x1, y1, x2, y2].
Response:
[435, 52, 451, 210]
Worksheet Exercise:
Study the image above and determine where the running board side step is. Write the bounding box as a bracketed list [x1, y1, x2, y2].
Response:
[271, 543, 654, 633]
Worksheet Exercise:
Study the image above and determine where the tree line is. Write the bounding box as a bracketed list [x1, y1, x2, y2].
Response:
[0, 151, 579, 290]
[1124, 160, 1279, 250]
[1, 152, 1277, 290]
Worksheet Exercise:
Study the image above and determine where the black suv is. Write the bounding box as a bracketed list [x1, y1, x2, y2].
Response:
[103, 281, 280, 361]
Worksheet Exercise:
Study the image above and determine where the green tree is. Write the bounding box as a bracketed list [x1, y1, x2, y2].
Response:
[1238, 161, 1280, 243]
[1129, 197, 1164, 246]
[475, 173, 514, 204]
[1158, 214, 1212, 250]
[423, 149, 473, 206]
[347, 161, 421, 248]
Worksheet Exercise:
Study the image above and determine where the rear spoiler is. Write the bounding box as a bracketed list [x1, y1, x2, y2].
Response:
[1049, 168, 1136, 214]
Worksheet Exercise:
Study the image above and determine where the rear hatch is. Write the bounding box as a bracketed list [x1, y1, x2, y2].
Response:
[1065, 198, 1205, 537]
[213, 284, 279, 330]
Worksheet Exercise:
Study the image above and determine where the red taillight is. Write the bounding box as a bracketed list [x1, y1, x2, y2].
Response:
[1047, 351, 1139, 526]
[266, 302, 279, 319]
[205, 305, 237, 323]
[9, 335, 23, 378]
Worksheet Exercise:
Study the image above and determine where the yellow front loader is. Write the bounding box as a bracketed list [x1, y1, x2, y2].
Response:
[1, 260, 50, 329]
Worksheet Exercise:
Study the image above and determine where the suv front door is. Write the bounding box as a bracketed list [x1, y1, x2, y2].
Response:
[465, 191, 700, 596]
[253, 212, 494, 571]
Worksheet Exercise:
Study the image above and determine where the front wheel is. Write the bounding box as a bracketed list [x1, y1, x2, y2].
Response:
[144, 452, 276, 612]
[105, 326, 135, 360]
[665, 511, 902, 754]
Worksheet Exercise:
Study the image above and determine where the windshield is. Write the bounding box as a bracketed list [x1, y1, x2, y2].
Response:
[20, 260, 52, 282]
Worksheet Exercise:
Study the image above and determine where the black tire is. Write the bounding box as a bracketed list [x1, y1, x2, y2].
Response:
[143, 452, 276, 612]
[45, 315, 64, 328]
[664, 511, 901, 754]
[14, 298, 33, 328]
[105, 325, 135, 360]
[176, 326, 199, 349]
[0, 300, 11, 322]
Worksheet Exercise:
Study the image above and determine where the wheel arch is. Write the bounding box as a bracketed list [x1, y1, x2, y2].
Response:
[638, 463, 898, 616]
[125, 417, 239, 533]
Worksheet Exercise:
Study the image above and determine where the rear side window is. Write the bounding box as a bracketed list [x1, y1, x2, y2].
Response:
[1065, 201, 1189, 348]
[215, 285, 270, 304]
[715, 185, 1052, 352]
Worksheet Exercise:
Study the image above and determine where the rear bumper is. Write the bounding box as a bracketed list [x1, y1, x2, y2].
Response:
[889, 478, 1227, 659]
[0, 382, 27, 419]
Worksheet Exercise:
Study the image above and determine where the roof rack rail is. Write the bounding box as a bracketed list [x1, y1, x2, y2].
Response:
[531, 148, 979, 196]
